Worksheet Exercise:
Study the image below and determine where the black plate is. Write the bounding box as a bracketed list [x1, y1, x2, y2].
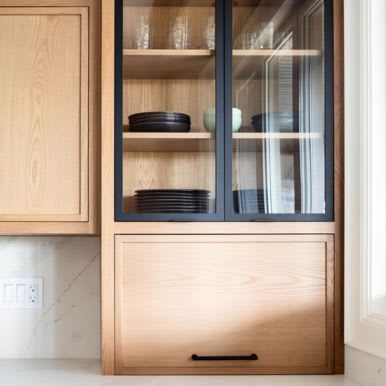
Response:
[128, 122, 191, 133]
[129, 111, 190, 120]
[135, 194, 210, 199]
[136, 189, 210, 194]
[135, 208, 210, 213]
[135, 201, 209, 207]
[136, 196, 210, 201]
[135, 200, 209, 206]
[129, 115, 191, 125]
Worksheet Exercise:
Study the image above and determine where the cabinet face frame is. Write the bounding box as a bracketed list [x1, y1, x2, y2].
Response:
[114, 234, 335, 375]
[100, 0, 344, 375]
[0, 0, 100, 234]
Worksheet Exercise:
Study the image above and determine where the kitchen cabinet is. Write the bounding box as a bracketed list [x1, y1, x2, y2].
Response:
[115, 234, 335, 375]
[114, 0, 333, 222]
[101, 0, 344, 375]
[0, 0, 100, 234]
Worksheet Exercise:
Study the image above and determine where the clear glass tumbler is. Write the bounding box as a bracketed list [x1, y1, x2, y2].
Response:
[203, 15, 215, 49]
[135, 15, 151, 49]
[169, 16, 191, 49]
[259, 22, 274, 49]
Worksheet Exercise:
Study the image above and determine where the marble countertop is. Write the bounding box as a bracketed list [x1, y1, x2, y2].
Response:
[0, 359, 363, 386]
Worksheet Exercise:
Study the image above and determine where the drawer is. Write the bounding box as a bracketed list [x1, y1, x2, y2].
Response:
[115, 234, 334, 374]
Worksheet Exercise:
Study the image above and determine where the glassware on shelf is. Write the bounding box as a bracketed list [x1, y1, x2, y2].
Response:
[241, 30, 259, 49]
[258, 22, 274, 49]
[240, 22, 275, 49]
[203, 15, 215, 49]
[135, 15, 151, 49]
[169, 16, 191, 49]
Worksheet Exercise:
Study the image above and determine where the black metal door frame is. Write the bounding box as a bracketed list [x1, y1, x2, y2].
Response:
[114, 0, 225, 222]
[224, 0, 334, 222]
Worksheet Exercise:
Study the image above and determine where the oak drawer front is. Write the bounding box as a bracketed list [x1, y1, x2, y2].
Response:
[115, 235, 334, 374]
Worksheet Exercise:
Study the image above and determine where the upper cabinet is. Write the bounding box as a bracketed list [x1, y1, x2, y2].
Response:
[0, 1, 100, 234]
[114, 0, 333, 222]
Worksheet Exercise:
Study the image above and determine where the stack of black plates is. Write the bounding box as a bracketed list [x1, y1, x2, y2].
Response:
[251, 112, 299, 133]
[128, 112, 191, 132]
[233, 189, 266, 214]
[134, 189, 211, 213]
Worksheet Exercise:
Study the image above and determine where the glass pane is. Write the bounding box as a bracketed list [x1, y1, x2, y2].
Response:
[120, 0, 217, 217]
[232, 0, 326, 216]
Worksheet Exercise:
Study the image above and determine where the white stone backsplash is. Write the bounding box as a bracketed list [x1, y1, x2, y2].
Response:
[0, 237, 100, 358]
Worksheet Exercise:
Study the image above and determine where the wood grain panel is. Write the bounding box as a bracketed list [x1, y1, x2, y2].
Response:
[101, 0, 116, 374]
[333, 0, 345, 374]
[123, 79, 215, 132]
[123, 151, 215, 198]
[0, 7, 88, 222]
[112, 221, 335, 234]
[123, 6, 214, 50]
[115, 234, 334, 374]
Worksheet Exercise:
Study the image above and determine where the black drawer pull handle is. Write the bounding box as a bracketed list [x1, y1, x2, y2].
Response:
[191, 353, 258, 361]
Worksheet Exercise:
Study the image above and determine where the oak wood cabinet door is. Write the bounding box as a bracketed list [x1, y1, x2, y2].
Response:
[0, 3, 99, 234]
[115, 234, 334, 375]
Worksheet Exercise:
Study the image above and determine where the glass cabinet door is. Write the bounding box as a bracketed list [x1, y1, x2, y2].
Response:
[226, 0, 333, 221]
[115, 0, 224, 221]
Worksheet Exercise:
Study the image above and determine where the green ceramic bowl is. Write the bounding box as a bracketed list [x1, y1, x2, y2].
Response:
[203, 108, 242, 132]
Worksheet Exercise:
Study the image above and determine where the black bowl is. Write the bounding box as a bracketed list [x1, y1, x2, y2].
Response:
[251, 112, 299, 132]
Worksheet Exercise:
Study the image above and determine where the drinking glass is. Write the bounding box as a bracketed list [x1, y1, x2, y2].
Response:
[135, 15, 151, 49]
[169, 16, 191, 49]
[203, 15, 215, 49]
[259, 22, 274, 49]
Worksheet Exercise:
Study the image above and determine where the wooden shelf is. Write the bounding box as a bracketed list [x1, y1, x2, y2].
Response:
[123, 131, 321, 152]
[233, 132, 322, 152]
[123, 0, 216, 6]
[123, 49, 213, 56]
[123, 49, 322, 79]
[234, 132, 321, 139]
[123, 0, 302, 7]
[233, 49, 321, 57]
[123, 131, 215, 152]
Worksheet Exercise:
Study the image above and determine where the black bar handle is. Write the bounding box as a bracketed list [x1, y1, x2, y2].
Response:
[191, 353, 258, 361]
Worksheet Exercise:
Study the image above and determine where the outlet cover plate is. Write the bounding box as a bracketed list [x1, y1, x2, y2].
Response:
[0, 278, 43, 309]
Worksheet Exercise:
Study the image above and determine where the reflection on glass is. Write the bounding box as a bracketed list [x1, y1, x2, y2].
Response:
[232, 0, 326, 216]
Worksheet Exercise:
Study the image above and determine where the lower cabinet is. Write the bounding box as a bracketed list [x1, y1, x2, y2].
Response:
[115, 234, 335, 374]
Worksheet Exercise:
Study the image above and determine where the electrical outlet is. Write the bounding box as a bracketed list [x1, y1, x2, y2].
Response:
[0, 278, 43, 309]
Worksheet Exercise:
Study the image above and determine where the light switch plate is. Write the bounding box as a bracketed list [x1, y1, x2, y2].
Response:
[0, 278, 43, 309]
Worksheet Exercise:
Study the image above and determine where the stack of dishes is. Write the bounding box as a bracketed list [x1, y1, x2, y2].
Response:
[134, 189, 211, 213]
[128, 112, 191, 132]
[251, 112, 299, 133]
[233, 189, 266, 214]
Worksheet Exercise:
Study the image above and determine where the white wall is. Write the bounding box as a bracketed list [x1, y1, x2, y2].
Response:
[0, 237, 100, 358]
[345, 0, 386, 382]
[345, 0, 386, 359]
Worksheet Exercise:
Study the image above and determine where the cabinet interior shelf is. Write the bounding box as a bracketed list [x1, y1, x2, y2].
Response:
[123, 131, 321, 152]
[123, 49, 321, 79]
